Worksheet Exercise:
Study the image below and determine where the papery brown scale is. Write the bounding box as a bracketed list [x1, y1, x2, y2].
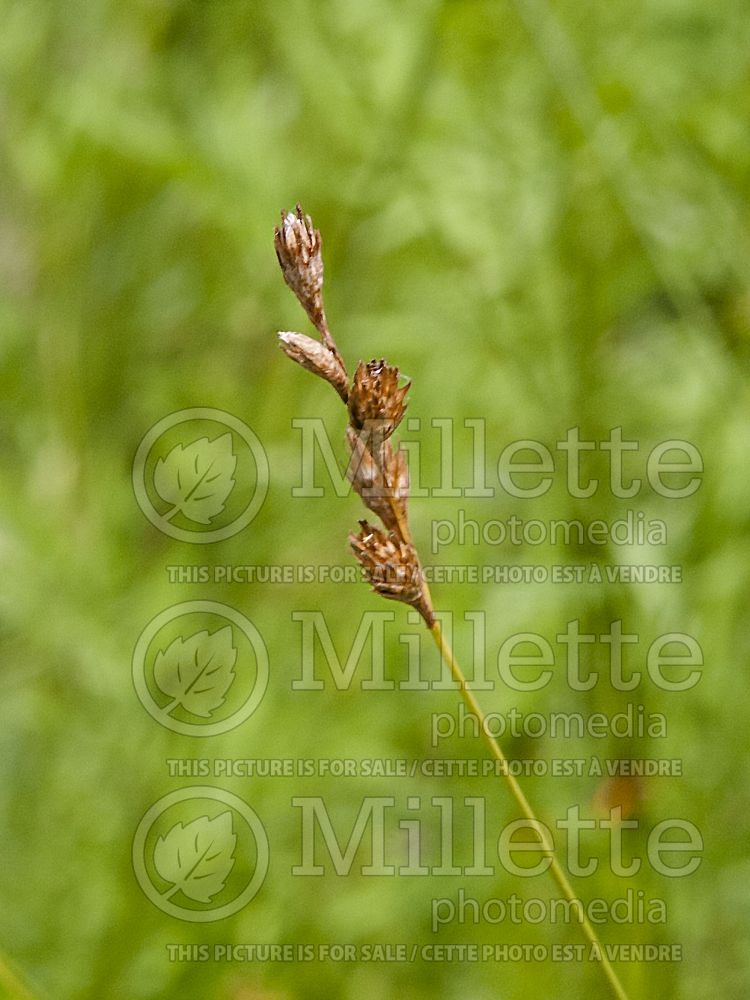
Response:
[381, 439, 410, 534]
[348, 359, 409, 438]
[274, 205, 326, 332]
[349, 520, 420, 600]
[346, 429, 401, 535]
[386, 443, 410, 499]
[349, 520, 433, 625]
[278, 331, 349, 402]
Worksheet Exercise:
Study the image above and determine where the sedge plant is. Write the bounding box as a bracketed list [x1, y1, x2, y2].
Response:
[274, 204, 631, 1000]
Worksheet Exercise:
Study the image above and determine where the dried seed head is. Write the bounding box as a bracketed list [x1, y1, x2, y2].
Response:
[346, 429, 407, 536]
[278, 331, 349, 402]
[274, 204, 326, 332]
[348, 360, 409, 438]
[389, 442, 410, 504]
[350, 520, 433, 624]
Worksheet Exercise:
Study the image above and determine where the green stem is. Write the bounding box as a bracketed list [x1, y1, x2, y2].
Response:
[429, 619, 631, 1000]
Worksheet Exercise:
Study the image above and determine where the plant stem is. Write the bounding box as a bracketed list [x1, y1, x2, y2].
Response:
[429, 618, 631, 1000]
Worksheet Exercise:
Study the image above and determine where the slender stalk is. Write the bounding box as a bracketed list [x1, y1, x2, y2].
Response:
[429, 618, 630, 1000]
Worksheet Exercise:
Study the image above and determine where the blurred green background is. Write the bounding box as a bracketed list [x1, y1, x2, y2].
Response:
[2, 0, 749, 998]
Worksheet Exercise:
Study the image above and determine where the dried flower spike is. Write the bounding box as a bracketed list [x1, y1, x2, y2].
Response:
[274, 204, 325, 330]
[346, 428, 409, 537]
[274, 203, 345, 372]
[348, 360, 409, 438]
[278, 331, 349, 402]
[272, 206, 632, 1000]
[350, 520, 434, 625]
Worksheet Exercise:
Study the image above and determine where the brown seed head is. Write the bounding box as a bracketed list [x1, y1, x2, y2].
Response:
[348, 359, 409, 438]
[278, 331, 349, 402]
[274, 204, 326, 332]
[350, 520, 433, 624]
[346, 429, 408, 536]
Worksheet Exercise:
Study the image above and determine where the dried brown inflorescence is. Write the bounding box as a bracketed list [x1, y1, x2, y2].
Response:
[272, 206, 632, 1000]
[274, 204, 344, 368]
[348, 360, 409, 438]
[274, 205, 434, 625]
[349, 520, 433, 623]
[278, 331, 349, 402]
[274, 205, 325, 328]
[346, 427, 410, 537]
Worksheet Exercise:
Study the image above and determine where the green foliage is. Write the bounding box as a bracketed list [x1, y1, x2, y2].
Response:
[1, 1, 749, 998]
